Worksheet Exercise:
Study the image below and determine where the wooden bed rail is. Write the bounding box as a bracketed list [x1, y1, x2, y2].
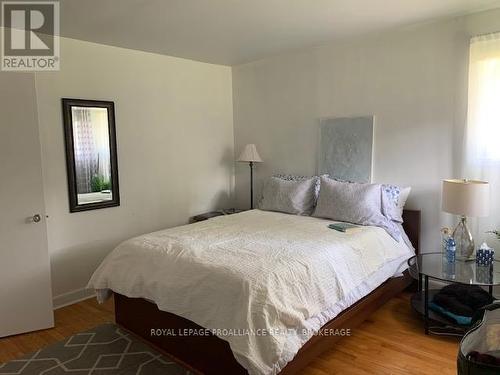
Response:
[402, 209, 421, 254]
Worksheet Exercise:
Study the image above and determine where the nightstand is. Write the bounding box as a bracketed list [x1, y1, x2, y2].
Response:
[189, 208, 246, 223]
[408, 252, 498, 336]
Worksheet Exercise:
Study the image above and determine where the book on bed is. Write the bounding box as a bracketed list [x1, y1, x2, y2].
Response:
[328, 222, 363, 233]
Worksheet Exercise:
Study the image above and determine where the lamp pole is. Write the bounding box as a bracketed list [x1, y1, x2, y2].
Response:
[237, 144, 262, 210]
[249, 161, 254, 209]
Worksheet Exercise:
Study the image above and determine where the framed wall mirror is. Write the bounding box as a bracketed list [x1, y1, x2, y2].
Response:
[62, 98, 120, 212]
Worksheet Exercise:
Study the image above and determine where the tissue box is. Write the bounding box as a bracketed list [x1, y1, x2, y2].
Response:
[476, 265, 493, 284]
[476, 247, 494, 266]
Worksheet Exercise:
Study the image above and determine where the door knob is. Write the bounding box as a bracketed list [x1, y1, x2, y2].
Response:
[32, 214, 41, 223]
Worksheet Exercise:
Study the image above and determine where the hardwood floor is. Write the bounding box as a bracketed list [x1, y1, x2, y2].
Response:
[302, 293, 459, 375]
[0, 292, 459, 374]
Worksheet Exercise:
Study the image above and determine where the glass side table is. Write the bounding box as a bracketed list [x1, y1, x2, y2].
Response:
[407, 252, 500, 336]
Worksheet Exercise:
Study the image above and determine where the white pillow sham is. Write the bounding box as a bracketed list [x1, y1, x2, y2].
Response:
[381, 184, 411, 223]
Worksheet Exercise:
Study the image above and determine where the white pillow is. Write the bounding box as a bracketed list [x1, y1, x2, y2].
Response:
[381, 185, 411, 223]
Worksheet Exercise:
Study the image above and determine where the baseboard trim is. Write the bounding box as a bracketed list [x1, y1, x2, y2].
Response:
[53, 288, 96, 310]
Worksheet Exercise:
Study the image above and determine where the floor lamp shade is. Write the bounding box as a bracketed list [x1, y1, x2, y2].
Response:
[237, 144, 263, 163]
[442, 179, 489, 260]
[237, 144, 263, 209]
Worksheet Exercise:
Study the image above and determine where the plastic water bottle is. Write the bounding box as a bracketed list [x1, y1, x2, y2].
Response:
[441, 227, 451, 254]
[446, 237, 456, 263]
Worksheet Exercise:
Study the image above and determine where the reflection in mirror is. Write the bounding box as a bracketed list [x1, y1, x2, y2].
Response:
[62, 99, 119, 212]
[72, 107, 112, 204]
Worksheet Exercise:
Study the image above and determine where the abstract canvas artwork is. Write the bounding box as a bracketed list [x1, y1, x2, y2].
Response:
[318, 116, 374, 183]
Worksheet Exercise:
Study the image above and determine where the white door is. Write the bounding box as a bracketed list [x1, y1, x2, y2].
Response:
[0, 72, 54, 337]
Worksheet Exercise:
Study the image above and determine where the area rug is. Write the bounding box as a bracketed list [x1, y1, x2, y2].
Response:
[0, 323, 192, 374]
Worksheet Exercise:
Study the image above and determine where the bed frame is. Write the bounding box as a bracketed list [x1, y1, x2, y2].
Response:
[114, 209, 420, 374]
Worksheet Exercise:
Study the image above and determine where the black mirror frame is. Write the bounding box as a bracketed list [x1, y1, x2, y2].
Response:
[62, 98, 120, 213]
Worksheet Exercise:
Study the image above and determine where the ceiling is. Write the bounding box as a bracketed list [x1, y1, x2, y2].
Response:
[60, 0, 500, 66]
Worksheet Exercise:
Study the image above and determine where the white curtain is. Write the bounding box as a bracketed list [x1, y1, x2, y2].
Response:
[464, 32, 500, 243]
[73, 108, 96, 194]
[90, 109, 111, 182]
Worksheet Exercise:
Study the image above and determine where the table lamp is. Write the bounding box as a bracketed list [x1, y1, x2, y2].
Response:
[442, 179, 490, 260]
[237, 144, 263, 209]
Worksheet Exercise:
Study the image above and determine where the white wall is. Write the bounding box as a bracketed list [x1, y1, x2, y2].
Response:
[7, 8, 500, 307]
[232, 9, 500, 253]
[34, 38, 234, 307]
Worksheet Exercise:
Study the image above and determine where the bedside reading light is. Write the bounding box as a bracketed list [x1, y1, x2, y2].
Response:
[442, 179, 490, 260]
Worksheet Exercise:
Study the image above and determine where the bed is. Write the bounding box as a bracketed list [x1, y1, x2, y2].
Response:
[89, 208, 420, 375]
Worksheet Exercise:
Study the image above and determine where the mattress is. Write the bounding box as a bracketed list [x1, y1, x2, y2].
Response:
[88, 209, 414, 375]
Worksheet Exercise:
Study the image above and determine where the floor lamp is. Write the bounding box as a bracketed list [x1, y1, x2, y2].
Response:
[237, 144, 263, 209]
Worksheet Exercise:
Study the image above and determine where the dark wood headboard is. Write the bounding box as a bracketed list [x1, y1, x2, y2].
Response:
[402, 209, 421, 254]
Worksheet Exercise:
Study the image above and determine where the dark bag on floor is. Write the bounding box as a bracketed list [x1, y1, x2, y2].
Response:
[458, 303, 500, 375]
[434, 284, 493, 317]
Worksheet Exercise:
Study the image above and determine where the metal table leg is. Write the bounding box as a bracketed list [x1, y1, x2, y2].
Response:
[489, 285, 493, 297]
[418, 273, 423, 292]
[424, 275, 429, 335]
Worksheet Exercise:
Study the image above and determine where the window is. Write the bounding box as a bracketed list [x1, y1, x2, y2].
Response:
[466, 32, 500, 163]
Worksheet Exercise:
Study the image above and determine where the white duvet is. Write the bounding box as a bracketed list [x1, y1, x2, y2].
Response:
[88, 210, 413, 375]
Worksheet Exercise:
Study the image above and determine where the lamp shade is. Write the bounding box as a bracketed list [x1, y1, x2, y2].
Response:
[237, 144, 263, 163]
[442, 179, 489, 217]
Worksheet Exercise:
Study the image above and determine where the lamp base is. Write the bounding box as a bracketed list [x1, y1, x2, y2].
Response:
[452, 216, 475, 261]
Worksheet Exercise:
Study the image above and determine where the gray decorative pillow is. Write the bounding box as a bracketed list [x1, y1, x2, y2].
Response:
[274, 174, 324, 203]
[259, 176, 318, 215]
[274, 174, 312, 181]
[313, 176, 401, 240]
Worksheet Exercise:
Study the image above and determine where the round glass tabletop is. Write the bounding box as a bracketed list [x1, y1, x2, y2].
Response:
[408, 252, 500, 286]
